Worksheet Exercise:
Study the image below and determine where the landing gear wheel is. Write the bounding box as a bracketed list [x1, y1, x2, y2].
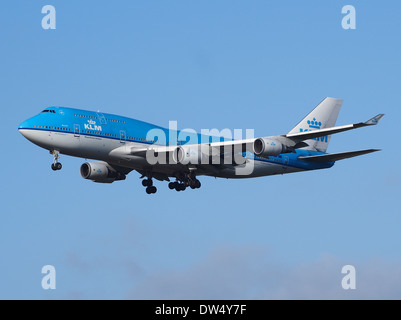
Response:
[142, 179, 153, 187]
[168, 182, 175, 190]
[51, 163, 62, 171]
[195, 179, 201, 189]
[146, 186, 157, 194]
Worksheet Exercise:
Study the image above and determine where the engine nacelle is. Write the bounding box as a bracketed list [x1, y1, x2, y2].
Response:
[175, 145, 203, 165]
[253, 138, 291, 157]
[80, 162, 126, 183]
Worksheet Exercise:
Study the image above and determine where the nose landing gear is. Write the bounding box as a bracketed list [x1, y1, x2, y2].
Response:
[50, 150, 62, 171]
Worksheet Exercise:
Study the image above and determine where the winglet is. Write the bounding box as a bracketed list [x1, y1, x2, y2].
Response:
[364, 114, 385, 126]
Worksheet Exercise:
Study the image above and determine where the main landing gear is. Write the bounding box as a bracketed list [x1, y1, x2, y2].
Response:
[141, 176, 157, 194]
[168, 172, 201, 192]
[141, 171, 201, 195]
[50, 150, 62, 171]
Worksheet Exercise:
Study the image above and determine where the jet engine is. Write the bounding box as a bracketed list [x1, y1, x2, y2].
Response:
[253, 138, 292, 157]
[80, 161, 126, 183]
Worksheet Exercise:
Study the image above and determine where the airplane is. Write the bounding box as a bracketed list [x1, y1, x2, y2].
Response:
[18, 97, 384, 194]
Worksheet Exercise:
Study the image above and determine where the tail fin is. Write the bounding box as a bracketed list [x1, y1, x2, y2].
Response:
[288, 97, 343, 152]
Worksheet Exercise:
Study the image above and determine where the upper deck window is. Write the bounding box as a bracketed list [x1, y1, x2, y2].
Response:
[74, 114, 98, 119]
[106, 118, 125, 124]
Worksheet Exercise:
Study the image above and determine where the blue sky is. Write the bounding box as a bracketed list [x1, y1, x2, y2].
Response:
[1, 1, 400, 299]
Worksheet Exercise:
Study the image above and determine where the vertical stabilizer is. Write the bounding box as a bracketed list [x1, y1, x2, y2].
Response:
[288, 97, 343, 152]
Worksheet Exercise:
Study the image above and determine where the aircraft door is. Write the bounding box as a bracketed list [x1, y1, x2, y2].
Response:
[120, 130, 126, 144]
[74, 124, 80, 138]
[97, 113, 107, 125]
[282, 156, 289, 171]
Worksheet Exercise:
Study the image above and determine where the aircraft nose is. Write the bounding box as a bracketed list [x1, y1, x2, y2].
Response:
[18, 116, 43, 145]
[18, 118, 34, 138]
[18, 120, 30, 136]
[18, 120, 29, 130]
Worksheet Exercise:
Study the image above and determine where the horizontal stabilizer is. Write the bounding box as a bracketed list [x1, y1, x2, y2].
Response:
[285, 114, 385, 143]
[298, 149, 380, 162]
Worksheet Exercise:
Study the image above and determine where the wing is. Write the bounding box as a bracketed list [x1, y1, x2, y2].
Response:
[298, 149, 380, 162]
[203, 113, 385, 155]
[107, 114, 384, 164]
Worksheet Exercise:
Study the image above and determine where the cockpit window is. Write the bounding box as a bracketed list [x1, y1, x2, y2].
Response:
[41, 110, 56, 114]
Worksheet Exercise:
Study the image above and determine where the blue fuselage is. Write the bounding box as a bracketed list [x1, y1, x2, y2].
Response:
[18, 106, 334, 179]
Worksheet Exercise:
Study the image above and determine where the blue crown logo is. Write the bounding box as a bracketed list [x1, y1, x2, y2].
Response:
[300, 118, 328, 143]
[307, 118, 322, 129]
